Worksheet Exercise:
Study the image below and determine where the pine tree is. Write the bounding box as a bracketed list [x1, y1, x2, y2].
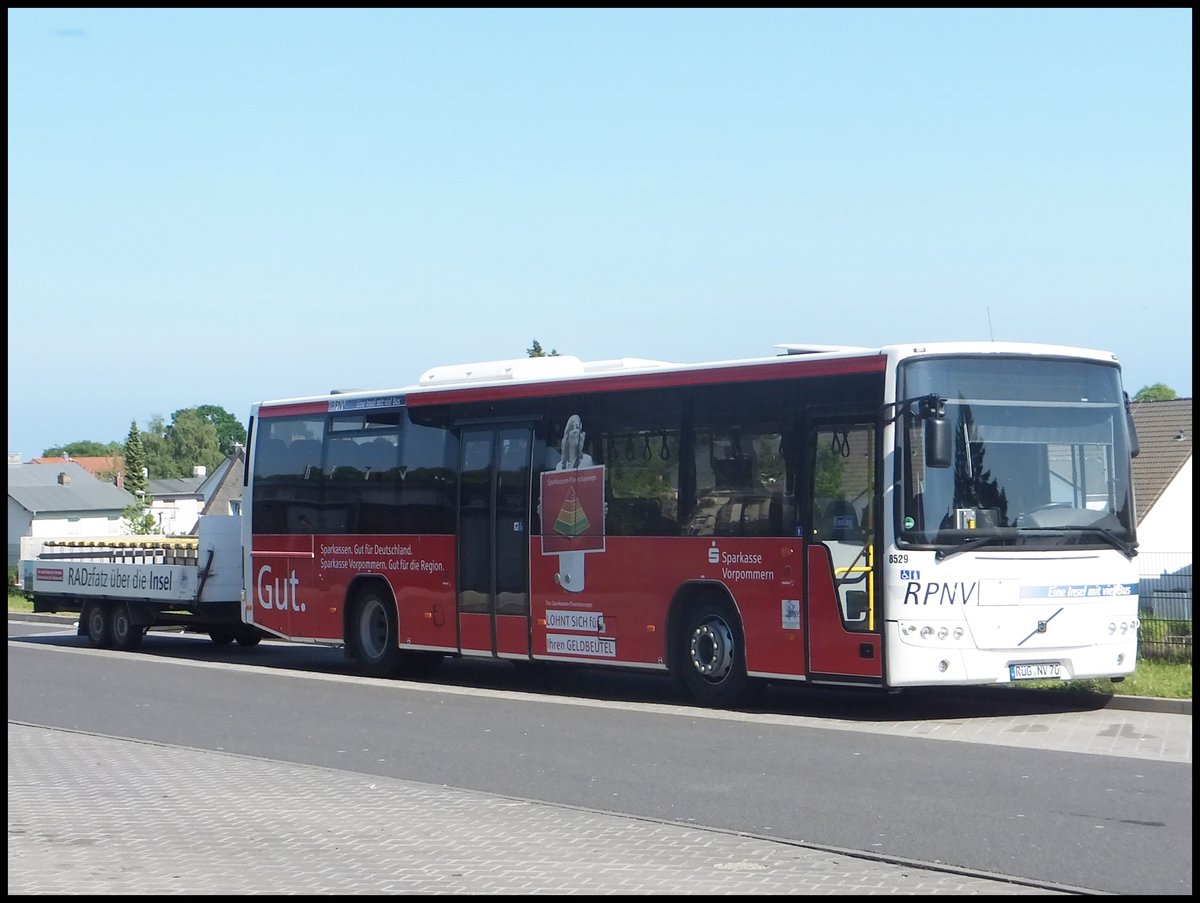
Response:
[121, 420, 157, 534]
[123, 420, 149, 495]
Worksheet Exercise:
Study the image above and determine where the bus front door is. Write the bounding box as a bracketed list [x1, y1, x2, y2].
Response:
[805, 418, 883, 684]
[457, 424, 534, 659]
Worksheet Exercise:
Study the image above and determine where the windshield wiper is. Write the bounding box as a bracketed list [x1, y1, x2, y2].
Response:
[1022, 526, 1138, 560]
[934, 533, 1015, 561]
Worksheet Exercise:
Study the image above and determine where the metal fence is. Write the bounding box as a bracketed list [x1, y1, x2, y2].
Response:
[1138, 553, 1192, 663]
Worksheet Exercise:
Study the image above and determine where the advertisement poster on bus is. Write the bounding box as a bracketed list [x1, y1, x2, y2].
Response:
[540, 465, 606, 553]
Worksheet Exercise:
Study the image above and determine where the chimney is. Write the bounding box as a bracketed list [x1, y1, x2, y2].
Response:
[115, 472, 124, 489]
[193, 465, 207, 478]
[58, 472, 71, 485]
[7, 453, 20, 464]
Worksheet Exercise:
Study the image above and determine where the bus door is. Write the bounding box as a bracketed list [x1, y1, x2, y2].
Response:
[456, 423, 534, 658]
[805, 417, 883, 682]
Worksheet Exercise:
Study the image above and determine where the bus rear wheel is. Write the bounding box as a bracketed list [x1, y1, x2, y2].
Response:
[672, 599, 758, 708]
[351, 587, 400, 677]
[82, 601, 112, 649]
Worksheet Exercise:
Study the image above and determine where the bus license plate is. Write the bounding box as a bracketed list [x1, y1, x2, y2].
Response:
[1010, 662, 1062, 681]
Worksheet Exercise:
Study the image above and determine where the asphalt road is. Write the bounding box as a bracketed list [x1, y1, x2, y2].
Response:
[8, 616, 1193, 895]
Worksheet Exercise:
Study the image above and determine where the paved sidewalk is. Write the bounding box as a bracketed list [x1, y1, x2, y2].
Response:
[8, 723, 1069, 895]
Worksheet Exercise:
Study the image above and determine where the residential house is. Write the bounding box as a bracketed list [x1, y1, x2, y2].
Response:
[145, 449, 246, 534]
[146, 470, 208, 536]
[195, 446, 245, 523]
[29, 455, 124, 482]
[7, 461, 136, 566]
[1129, 398, 1192, 618]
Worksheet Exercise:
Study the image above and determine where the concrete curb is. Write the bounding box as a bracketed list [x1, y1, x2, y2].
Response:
[9, 610, 1190, 715]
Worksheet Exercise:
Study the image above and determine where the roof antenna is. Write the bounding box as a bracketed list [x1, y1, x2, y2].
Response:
[987, 307, 995, 341]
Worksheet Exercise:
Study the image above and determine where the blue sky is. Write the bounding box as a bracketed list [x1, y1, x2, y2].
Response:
[7, 8, 1192, 459]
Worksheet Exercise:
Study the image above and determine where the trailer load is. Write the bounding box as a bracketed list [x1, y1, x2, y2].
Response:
[17, 515, 260, 650]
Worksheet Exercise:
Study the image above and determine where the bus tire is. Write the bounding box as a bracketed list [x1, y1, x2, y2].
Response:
[672, 598, 756, 708]
[209, 626, 237, 646]
[82, 601, 112, 649]
[351, 586, 400, 678]
[110, 603, 144, 651]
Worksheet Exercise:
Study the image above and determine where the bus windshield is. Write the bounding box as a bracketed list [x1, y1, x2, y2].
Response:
[897, 356, 1137, 555]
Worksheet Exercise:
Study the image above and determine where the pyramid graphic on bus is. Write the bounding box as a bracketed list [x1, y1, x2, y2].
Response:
[553, 487, 591, 537]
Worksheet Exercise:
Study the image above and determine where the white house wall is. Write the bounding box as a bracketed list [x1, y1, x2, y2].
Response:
[149, 497, 203, 535]
[30, 513, 126, 540]
[7, 500, 34, 566]
[1136, 457, 1192, 565]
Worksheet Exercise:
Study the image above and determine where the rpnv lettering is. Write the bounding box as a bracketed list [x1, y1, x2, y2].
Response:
[903, 581, 978, 605]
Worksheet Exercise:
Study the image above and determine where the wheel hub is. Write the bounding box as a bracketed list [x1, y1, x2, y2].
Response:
[690, 617, 735, 681]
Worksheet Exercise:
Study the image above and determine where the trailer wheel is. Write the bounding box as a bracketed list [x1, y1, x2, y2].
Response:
[671, 597, 759, 708]
[208, 627, 237, 646]
[82, 602, 112, 649]
[110, 603, 144, 651]
[351, 586, 400, 677]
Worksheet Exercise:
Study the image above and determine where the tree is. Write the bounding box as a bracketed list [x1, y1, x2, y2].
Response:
[191, 405, 247, 456]
[166, 409, 223, 475]
[42, 440, 122, 458]
[37, 403, 243, 482]
[121, 421, 157, 534]
[141, 414, 176, 479]
[527, 339, 560, 357]
[1134, 383, 1178, 402]
[122, 421, 149, 498]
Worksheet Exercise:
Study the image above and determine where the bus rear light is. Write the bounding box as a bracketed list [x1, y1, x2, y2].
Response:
[938, 660, 949, 672]
[920, 626, 933, 639]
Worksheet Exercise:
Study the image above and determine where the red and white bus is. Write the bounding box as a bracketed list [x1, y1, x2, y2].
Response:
[242, 341, 1141, 707]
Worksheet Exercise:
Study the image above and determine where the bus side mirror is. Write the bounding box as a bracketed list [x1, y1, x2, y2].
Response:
[1124, 392, 1140, 458]
[925, 417, 952, 468]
